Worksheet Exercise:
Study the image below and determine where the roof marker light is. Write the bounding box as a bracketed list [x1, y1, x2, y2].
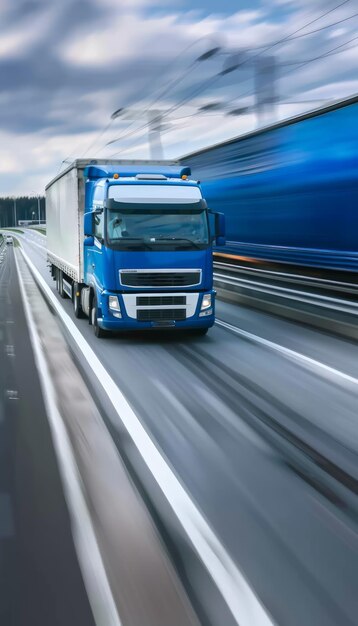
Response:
[181, 174, 188, 180]
[113, 173, 119, 179]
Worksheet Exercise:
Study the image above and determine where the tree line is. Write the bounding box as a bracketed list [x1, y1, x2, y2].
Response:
[0, 196, 46, 227]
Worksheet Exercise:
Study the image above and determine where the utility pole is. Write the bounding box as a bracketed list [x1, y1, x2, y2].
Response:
[30, 191, 42, 224]
[148, 110, 164, 160]
[255, 55, 277, 127]
[110, 109, 165, 159]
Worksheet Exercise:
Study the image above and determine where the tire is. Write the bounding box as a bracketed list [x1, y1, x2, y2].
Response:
[73, 284, 85, 318]
[57, 269, 66, 299]
[191, 327, 209, 336]
[91, 296, 108, 338]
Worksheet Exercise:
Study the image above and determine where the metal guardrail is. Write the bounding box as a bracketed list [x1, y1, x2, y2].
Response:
[214, 261, 358, 295]
[214, 262, 358, 340]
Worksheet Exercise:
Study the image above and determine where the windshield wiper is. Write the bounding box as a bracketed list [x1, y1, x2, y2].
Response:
[155, 237, 202, 249]
[112, 237, 153, 250]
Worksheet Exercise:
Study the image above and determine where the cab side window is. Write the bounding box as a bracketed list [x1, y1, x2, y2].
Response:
[94, 213, 103, 240]
[93, 184, 104, 209]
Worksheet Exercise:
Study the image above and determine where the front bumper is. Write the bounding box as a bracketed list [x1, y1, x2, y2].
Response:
[98, 289, 216, 331]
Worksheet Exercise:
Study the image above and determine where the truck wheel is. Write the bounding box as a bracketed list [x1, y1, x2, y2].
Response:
[57, 269, 66, 299]
[73, 284, 84, 318]
[91, 297, 108, 338]
[191, 328, 209, 336]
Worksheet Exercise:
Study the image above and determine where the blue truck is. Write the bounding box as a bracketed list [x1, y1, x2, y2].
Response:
[46, 160, 225, 337]
[180, 95, 358, 273]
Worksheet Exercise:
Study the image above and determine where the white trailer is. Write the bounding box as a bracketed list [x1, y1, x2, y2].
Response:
[46, 162, 85, 283]
[46, 158, 177, 284]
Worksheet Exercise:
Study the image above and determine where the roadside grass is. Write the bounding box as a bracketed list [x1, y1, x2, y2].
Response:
[3, 228, 24, 234]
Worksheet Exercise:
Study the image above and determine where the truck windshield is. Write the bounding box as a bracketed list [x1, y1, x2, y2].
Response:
[106, 206, 209, 249]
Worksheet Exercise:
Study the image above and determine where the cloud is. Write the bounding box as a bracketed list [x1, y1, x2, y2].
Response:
[61, 12, 180, 67]
[0, 0, 357, 194]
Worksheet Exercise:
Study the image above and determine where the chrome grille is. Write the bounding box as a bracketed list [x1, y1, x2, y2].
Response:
[120, 270, 201, 287]
[137, 309, 186, 321]
[136, 296, 186, 306]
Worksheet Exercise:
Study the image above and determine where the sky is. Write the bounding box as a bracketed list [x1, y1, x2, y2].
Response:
[0, 0, 357, 195]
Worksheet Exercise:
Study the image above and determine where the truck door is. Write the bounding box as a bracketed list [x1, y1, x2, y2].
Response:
[86, 211, 104, 291]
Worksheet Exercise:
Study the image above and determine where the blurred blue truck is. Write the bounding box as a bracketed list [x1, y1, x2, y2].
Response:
[180, 95, 358, 273]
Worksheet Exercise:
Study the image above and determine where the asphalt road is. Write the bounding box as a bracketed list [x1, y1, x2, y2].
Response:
[0, 242, 95, 626]
[10, 230, 358, 626]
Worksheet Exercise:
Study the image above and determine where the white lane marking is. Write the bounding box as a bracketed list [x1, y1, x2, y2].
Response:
[216, 319, 358, 388]
[20, 251, 274, 626]
[5, 390, 18, 400]
[5, 344, 15, 357]
[15, 252, 122, 626]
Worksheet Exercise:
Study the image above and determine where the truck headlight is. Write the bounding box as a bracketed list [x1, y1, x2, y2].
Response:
[201, 293, 212, 310]
[109, 295, 122, 317]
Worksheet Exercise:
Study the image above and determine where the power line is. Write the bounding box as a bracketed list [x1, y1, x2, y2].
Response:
[163, 0, 355, 105]
[280, 34, 358, 69]
[82, 121, 114, 158]
[111, 29, 358, 157]
[245, 9, 358, 49]
[90, 0, 355, 159]
[148, 2, 358, 122]
[67, 4, 357, 165]
[246, 0, 353, 59]
[227, 33, 358, 111]
[89, 37, 221, 157]
[103, 111, 226, 159]
[103, 7, 354, 158]
[107, 73, 225, 157]
[107, 0, 354, 157]
[94, 61, 198, 154]
[280, 10, 358, 41]
[93, 49, 221, 156]
[59, 36, 221, 166]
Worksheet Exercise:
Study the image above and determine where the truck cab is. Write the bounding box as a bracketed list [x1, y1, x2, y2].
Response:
[81, 165, 225, 336]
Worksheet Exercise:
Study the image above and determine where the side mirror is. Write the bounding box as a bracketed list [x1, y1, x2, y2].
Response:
[215, 212, 225, 243]
[84, 211, 95, 236]
[208, 209, 226, 246]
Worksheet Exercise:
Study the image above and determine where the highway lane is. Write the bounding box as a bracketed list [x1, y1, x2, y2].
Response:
[0, 234, 203, 626]
[15, 248, 201, 626]
[0, 243, 96, 626]
[17, 228, 358, 381]
[0, 239, 13, 624]
[15, 229, 358, 626]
